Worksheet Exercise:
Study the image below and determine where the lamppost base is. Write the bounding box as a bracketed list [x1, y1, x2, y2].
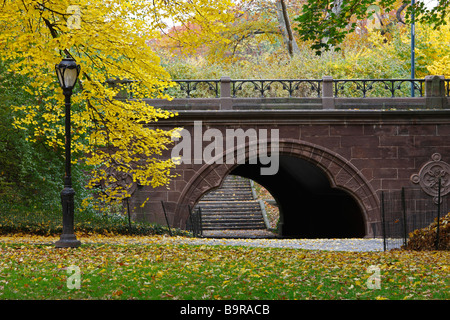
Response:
[55, 234, 81, 248]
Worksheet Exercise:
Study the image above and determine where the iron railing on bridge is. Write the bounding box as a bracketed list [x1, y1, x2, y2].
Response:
[230, 79, 323, 98]
[110, 77, 450, 99]
[112, 76, 449, 110]
[169, 78, 431, 99]
[333, 79, 425, 98]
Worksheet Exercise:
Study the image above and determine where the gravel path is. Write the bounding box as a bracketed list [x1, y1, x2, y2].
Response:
[175, 236, 388, 252]
[196, 229, 390, 251]
[202, 229, 279, 239]
[1, 230, 396, 252]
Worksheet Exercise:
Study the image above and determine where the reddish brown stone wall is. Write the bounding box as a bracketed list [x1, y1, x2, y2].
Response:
[130, 110, 450, 237]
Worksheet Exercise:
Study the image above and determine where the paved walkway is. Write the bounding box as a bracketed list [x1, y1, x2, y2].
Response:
[0, 230, 393, 252]
[177, 236, 387, 252]
[199, 229, 390, 251]
[202, 229, 279, 239]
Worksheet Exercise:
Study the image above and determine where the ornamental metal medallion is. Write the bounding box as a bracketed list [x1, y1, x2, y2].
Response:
[410, 153, 450, 203]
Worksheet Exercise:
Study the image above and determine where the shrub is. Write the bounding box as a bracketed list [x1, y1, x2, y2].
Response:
[0, 203, 191, 237]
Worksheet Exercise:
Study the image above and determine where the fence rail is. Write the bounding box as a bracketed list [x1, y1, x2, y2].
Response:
[168, 77, 445, 99]
[381, 185, 447, 251]
[186, 205, 203, 237]
[333, 79, 425, 98]
[230, 79, 322, 98]
[112, 75, 450, 110]
[174, 80, 220, 98]
[110, 77, 449, 99]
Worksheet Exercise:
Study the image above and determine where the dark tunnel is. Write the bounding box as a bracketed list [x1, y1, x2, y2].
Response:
[230, 155, 366, 238]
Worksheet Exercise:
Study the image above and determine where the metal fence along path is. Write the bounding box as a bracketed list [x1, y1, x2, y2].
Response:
[381, 185, 448, 251]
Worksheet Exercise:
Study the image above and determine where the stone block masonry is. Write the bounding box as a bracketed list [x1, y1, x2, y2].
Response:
[127, 108, 450, 238]
[116, 76, 450, 237]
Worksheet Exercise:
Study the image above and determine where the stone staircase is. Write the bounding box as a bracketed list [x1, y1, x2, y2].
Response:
[196, 175, 268, 230]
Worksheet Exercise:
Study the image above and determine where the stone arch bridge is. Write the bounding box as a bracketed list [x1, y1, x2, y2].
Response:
[120, 76, 450, 238]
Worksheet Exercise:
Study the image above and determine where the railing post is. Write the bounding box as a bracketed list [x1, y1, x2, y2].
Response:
[322, 76, 335, 109]
[220, 76, 233, 110]
[425, 75, 447, 109]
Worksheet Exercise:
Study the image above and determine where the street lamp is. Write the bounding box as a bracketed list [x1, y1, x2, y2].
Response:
[54, 55, 81, 248]
[411, 0, 416, 97]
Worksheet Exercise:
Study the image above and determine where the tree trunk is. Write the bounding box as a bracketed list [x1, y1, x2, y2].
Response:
[275, 0, 300, 57]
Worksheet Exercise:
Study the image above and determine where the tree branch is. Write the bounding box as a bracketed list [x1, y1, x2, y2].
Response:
[396, 3, 408, 24]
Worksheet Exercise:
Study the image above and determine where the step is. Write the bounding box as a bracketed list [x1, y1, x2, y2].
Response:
[201, 211, 264, 217]
[202, 224, 266, 230]
[202, 214, 264, 219]
[202, 211, 263, 216]
[194, 175, 267, 231]
[203, 221, 265, 227]
[202, 194, 253, 201]
[199, 203, 262, 209]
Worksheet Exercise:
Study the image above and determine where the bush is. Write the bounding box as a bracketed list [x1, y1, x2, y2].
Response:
[0, 202, 191, 237]
[404, 212, 450, 251]
[0, 60, 64, 211]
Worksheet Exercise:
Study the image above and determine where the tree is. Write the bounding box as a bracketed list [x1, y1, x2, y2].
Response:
[294, 0, 450, 54]
[154, 0, 306, 62]
[276, 0, 300, 57]
[423, 18, 450, 77]
[0, 0, 235, 209]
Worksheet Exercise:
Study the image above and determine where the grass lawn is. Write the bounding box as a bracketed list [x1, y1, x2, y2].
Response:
[0, 234, 448, 300]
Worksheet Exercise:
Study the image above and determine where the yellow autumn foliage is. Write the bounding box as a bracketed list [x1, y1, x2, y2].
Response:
[364, 17, 450, 78]
[0, 0, 236, 207]
[422, 19, 450, 77]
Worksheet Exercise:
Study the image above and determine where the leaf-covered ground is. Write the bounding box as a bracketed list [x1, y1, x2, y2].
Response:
[0, 234, 448, 300]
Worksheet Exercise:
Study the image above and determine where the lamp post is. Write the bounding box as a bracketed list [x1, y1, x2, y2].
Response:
[54, 56, 81, 248]
[410, 0, 416, 97]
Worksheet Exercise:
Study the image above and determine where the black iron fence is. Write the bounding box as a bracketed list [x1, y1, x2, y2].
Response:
[167, 77, 446, 99]
[175, 80, 221, 98]
[186, 205, 203, 238]
[381, 185, 447, 251]
[231, 79, 322, 98]
[112, 76, 450, 110]
[333, 79, 425, 98]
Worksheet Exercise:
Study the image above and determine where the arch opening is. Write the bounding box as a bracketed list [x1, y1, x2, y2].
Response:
[230, 155, 366, 238]
[174, 139, 378, 237]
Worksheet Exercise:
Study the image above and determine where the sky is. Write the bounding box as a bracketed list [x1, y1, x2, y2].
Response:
[422, 0, 439, 8]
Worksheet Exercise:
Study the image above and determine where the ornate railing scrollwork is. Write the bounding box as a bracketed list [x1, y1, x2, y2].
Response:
[173, 80, 220, 98]
[334, 79, 425, 98]
[231, 79, 322, 98]
[445, 79, 450, 97]
[162, 77, 445, 100]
